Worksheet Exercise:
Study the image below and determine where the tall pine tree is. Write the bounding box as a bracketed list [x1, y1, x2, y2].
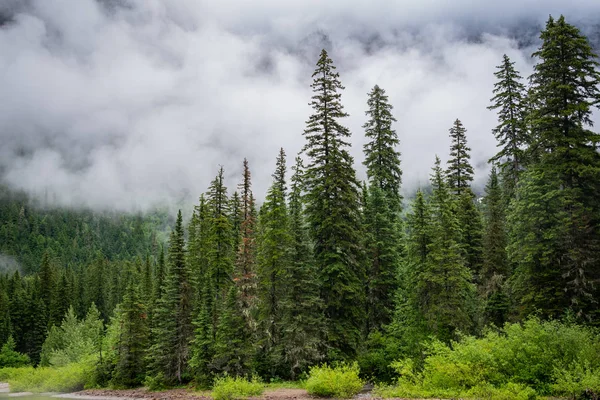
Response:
[302, 49, 365, 358]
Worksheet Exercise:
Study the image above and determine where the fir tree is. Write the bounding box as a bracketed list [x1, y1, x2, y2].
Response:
[148, 210, 192, 384]
[446, 119, 474, 196]
[420, 157, 474, 341]
[38, 251, 58, 327]
[112, 281, 149, 388]
[362, 85, 403, 208]
[362, 84, 403, 332]
[481, 168, 509, 326]
[280, 157, 323, 378]
[211, 285, 252, 377]
[236, 159, 258, 331]
[488, 54, 528, 198]
[302, 49, 365, 358]
[456, 189, 484, 279]
[517, 15, 600, 319]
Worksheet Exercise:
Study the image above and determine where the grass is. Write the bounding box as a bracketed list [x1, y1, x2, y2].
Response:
[0, 362, 92, 393]
[305, 363, 364, 398]
[212, 375, 264, 400]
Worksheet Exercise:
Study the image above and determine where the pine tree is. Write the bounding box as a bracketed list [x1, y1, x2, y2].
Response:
[206, 168, 235, 329]
[456, 189, 484, 279]
[148, 210, 192, 384]
[0, 278, 11, 347]
[362, 84, 403, 332]
[488, 54, 528, 199]
[446, 119, 474, 196]
[420, 157, 474, 342]
[112, 281, 149, 387]
[516, 15, 600, 319]
[280, 157, 323, 378]
[362, 85, 403, 209]
[256, 148, 292, 376]
[236, 159, 258, 331]
[38, 251, 58, 327]
[481, 167, 509, 326]
[302, 49, 365, 358]
[211, 285, 252, 377]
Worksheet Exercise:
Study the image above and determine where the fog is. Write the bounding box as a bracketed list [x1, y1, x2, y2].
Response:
[0, 0, 598, 211]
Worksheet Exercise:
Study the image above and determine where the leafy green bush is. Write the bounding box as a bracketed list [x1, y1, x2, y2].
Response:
[305, 363, 364, 398]
[212, 375, 264, 400]
[377, 318, 600, 399]
[0, 336, 30, 367]
[40, 305, 104, 367]
[3, 362, 93, 392]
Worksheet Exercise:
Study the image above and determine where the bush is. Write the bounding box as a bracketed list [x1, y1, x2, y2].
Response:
[0, 337, 30, 368]
[3, 362, 93, 393]
[305, 363, 364, 398]
[377, 318, 600, 399]
[212, 375, 264, 400]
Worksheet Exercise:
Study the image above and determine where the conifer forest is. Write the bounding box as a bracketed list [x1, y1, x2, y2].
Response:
[2, 12, 600, 400]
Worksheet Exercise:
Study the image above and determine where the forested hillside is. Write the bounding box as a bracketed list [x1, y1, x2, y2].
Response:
[0, 186, 171, 274]
[1, 14, 600, 398]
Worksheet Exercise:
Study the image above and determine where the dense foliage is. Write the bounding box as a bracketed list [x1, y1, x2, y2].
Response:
[1, 14, 600, 399]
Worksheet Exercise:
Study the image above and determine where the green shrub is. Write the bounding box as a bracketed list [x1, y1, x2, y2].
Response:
[551, 362, 600, 399]
[378, 318, 600, 399]
[0, 337, 30, 368]
[4, 362, 93, 392]
[144, 373, 167, 391]
[212, 375, 264, 400]
[305, 363, 364, 398]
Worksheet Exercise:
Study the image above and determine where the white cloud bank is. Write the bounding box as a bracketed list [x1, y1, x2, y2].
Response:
[0, 0, 598, 211]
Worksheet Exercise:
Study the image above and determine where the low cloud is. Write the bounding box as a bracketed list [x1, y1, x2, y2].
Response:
[0, 0, 598, 211]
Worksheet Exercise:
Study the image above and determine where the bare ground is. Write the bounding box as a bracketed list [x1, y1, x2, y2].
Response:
[67, 388, 315, 400]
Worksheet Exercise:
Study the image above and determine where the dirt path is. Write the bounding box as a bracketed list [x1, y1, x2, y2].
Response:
[67, 388, 315, 400]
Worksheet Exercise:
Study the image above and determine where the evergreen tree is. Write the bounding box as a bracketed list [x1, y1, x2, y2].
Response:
[112, 281, 149, 387]
[481, 168, 509, 326]
[206, 168, 235, 329]
[0, 280, 10, 347]
[280, 157, 323, 378]
[362, 84, 403, 332]
[38, 251, 58, 327]
[488, 54, 528, 198]
[302, 49, 365, 358]
[211, 285, 252, 377]
[420, 157, 474, 341]
[236, 159, 258, 331]
[256, 148, 292, 376]
[446, 119, 474, 196]
[516, 15, 600, 319]
[456, 189, 484, 279]
[148, 210, 192, 384]
[362, 84, 403, 208]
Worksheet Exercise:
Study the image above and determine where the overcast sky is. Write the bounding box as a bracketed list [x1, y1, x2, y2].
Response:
[0, 0, 599, 212]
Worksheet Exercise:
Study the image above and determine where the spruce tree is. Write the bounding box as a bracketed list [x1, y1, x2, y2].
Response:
[256, 148, 291, 376]
[362, 84, 403, 332]
[302, 49, 365, 358]
[112, 281, 148, 387]
[488, 54, 528, 198]
[515, 15, 600, 319]
[211, 285, 252, 377]
[236, 159, 258, 330]
[362, 85, 403, 208]
[148, 210, 192, 384]
[280, 157, 323, 378]
[446, 119, 474, 196]
[481, 167, 509, 326]
[38, 251, 58, 327]
[420, 157, 474, 341]
[456, 189, 484, 279]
